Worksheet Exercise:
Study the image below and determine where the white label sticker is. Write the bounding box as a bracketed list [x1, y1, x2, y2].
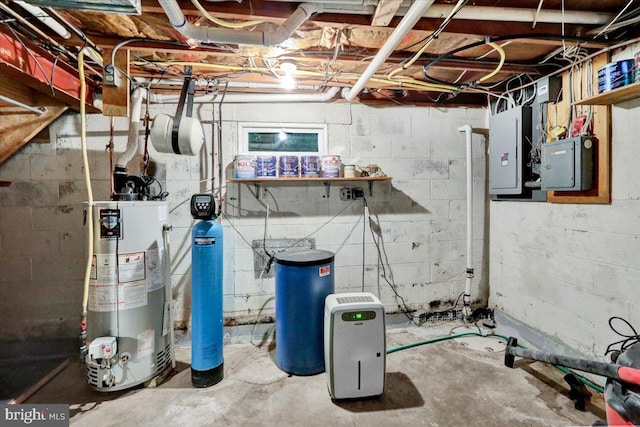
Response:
[146, 247, 164, 293]
[89, 283, 117, 312]
[319, 265, 331, 277]
[93, 254, 117, 284]
[137, 329, 154, 359]
[159, 205, 168, 223]
[118, 252, 145, 283]
[119, 280, 148, 309]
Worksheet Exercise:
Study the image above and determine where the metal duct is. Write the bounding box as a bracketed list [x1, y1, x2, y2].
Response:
[158, 0, 323, 46]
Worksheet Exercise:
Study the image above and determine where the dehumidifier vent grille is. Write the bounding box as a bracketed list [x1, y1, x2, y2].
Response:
[336, 295, 374, 304]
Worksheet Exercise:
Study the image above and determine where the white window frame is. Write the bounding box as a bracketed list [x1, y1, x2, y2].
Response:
[238, 122, 328, 156]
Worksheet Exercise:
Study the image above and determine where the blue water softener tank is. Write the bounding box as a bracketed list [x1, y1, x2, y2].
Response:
[275, 249, 335, 375]
[190, 194, 224, 387]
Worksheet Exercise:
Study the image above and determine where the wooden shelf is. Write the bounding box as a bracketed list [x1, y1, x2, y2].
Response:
[230, 176, 392, 198]
[0, 180, 11, 187]
[230, 176, 392, 183]
[574, 81, 640, 105]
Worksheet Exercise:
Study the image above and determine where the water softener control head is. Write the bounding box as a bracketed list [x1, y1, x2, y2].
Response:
[191, 193, 217, 220]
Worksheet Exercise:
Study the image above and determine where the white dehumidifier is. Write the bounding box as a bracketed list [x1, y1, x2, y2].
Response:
[324, 292, 385, 399]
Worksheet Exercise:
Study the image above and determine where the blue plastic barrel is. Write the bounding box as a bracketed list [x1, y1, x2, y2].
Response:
[275, 249, 335, 375]
[191, 220, 224, 387]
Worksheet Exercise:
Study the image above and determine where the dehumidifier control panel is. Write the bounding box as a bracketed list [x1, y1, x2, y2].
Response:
[342, 311, 376, 321]
[190, 194, 216, 220]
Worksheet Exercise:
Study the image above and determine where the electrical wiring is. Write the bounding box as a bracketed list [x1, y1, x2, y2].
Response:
[0, 1, 100, 77]
[422, 33, 608, 87]
[478, 42, 506, 83]
[364, 198, 421, 326]
[605, 317, 640, 357]
[190, 0, 264, 29]
[131, 59, 458, 93]
[4, 24, 55, 96]
[387, 0, 467, 81]
[592, 0, 635, 39]
[532, 0, 545, 29]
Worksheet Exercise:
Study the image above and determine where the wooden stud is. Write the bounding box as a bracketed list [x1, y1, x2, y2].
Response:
[102, 48, 130, 117]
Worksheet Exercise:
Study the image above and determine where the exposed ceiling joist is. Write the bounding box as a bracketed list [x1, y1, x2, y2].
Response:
[371, 0, 404, 27]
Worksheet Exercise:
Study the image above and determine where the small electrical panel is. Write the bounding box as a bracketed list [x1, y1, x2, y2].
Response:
[88, 337, 117, 360]
[190, 193, 216, 220]
[489, 106, 537, 199]
[541, 136, 594, 191]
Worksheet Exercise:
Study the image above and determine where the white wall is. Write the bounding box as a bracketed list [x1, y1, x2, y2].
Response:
[0, 100, 488, 340]
[489, 44, 640, 359]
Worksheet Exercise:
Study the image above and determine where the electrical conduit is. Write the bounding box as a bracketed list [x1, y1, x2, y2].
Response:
[343, 0, 436, 101]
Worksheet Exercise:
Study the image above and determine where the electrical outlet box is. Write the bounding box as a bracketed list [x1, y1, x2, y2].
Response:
[340, 188, 364, 201]
[536, 76, 562, 104]
[103, 64, 120, 87]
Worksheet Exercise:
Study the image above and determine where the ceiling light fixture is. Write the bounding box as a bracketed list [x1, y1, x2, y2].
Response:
[279, 60, 297, 89]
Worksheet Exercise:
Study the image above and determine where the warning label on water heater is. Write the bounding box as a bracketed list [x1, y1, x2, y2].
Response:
[319, 265, 331, 277]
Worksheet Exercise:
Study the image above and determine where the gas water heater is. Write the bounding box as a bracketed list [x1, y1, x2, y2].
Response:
[85, 201, 172, 391]
[190, 193, 224, 387]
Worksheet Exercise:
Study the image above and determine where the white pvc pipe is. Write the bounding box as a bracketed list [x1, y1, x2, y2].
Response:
[148, 86, 340, 104]
[459, 124, 473, 319]
[116, 87, 145, 168]
[158, 0, 322, 46]
[423, 5, 612, 25]
[343, 0, 436, 101]
[14, 1, 72, 39]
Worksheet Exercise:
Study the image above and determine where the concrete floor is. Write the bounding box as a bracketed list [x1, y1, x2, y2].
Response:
[22, 320, 606, 427]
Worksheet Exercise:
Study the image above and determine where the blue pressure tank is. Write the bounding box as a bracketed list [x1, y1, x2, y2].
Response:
[191, 219, 224, 387]
[275, 249, 335, 375]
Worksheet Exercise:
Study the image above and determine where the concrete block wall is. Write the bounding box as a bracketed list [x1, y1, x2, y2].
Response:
[489, 44, 640, 360]
[0, 100, 488, 340]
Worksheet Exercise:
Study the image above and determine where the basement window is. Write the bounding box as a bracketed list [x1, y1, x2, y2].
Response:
[238, 122, 327, 156]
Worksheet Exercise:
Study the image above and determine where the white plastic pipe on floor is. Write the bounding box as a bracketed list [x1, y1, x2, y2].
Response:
[342, 0, 436, 101]
[459, 124, 474, 320]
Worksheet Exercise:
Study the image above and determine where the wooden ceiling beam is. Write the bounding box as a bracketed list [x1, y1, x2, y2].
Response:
[140, 0, 599, 40]
[371, 0, 404, 27]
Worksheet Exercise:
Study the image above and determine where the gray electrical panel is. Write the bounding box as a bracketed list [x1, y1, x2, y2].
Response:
[489, 106, 532, 196]
[541, 136, 594, 191]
